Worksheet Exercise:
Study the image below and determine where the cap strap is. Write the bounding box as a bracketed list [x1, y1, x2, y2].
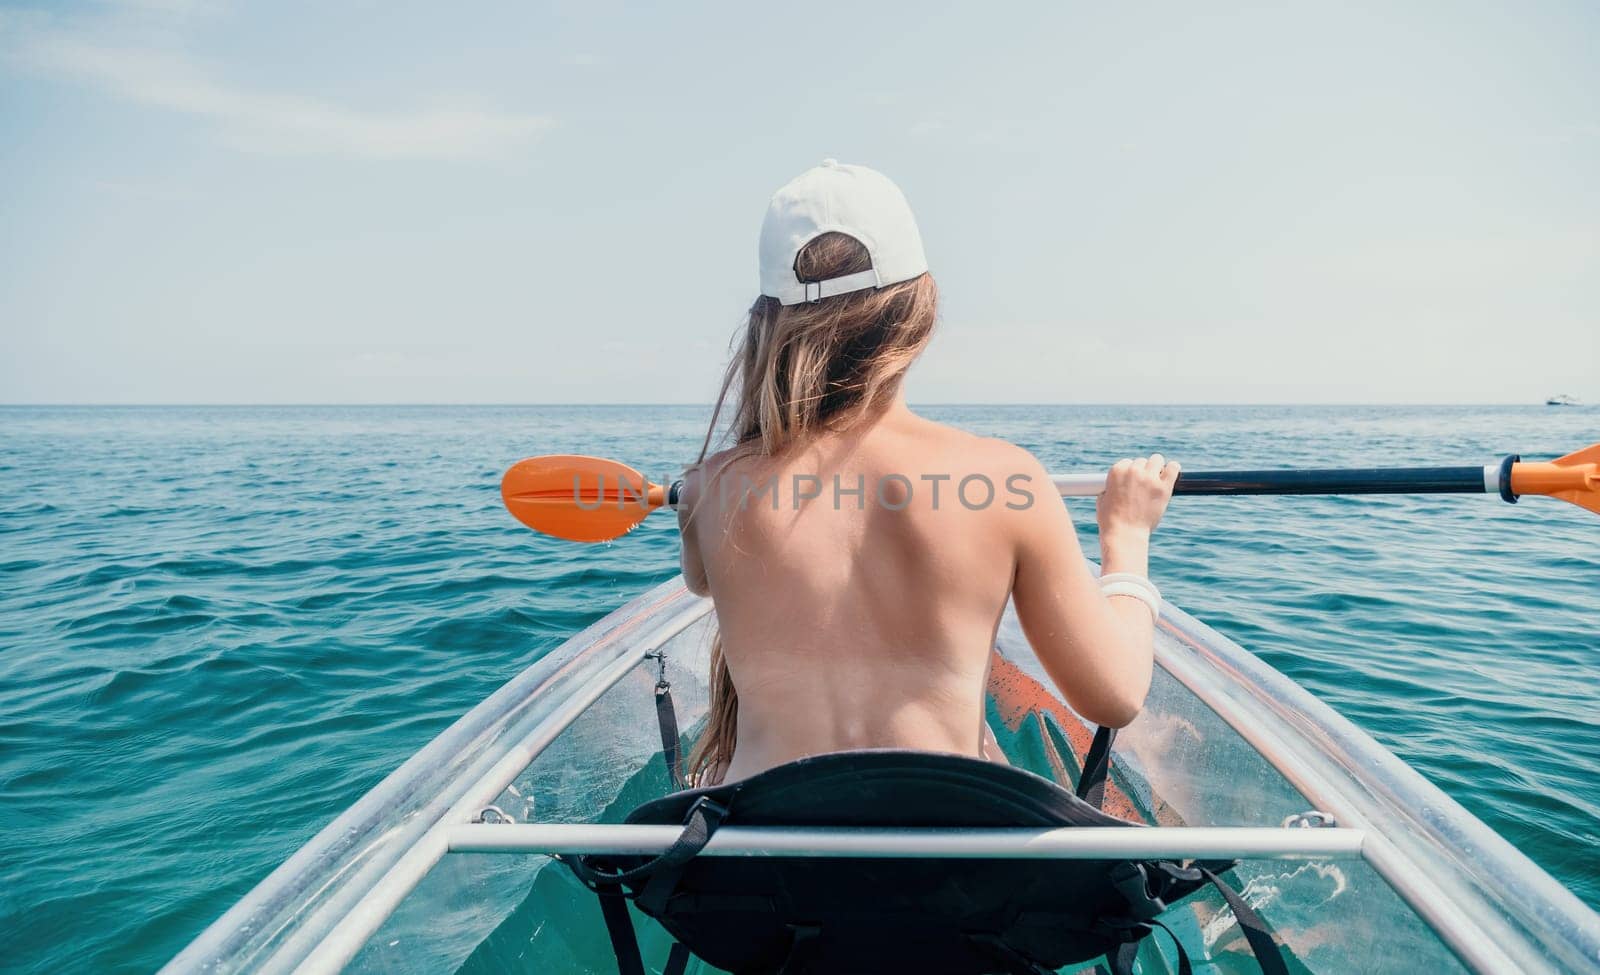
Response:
[798, 268, 882, 304]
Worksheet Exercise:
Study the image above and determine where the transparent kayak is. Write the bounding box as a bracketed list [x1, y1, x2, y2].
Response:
[163, 578, 1600, 974]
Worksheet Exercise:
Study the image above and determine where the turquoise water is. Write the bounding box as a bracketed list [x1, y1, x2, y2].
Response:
[1, 404, 1596, 974]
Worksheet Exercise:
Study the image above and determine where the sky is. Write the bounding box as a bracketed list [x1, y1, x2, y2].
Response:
[0, 1, 1596, 404]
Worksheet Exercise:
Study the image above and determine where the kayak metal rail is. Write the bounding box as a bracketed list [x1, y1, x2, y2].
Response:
[446, 823, 1368, 861]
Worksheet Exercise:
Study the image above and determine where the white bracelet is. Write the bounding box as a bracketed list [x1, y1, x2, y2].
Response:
[1099, 572, 1161, 621]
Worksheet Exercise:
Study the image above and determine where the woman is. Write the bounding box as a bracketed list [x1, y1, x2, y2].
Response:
[678, 160, 1178, 785]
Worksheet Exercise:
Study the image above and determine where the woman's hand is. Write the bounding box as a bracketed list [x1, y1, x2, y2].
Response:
[1096, 453, 1180, 546]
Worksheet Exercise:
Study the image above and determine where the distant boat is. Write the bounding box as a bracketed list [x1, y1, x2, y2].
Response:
[1546, 394, 1581, 407]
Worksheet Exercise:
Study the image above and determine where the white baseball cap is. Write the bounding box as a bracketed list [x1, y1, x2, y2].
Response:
[758, 159, 929, 306]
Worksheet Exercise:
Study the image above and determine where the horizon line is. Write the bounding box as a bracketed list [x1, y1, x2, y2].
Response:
[0, 401, 1581, 409]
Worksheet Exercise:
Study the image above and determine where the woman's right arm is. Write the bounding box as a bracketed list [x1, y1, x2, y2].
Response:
[677, 466, 711, 597]
[1009, 451, 1178, 728]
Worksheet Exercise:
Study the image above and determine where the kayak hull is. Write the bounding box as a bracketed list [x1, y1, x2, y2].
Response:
[162, 576, 1600, 974]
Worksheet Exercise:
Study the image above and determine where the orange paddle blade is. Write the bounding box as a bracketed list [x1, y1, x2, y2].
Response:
[500, 455, 668, 542]
[1511, 442, 1600, 515]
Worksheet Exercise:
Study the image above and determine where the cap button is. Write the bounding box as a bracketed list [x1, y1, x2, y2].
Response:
[820, 158, 838, 168]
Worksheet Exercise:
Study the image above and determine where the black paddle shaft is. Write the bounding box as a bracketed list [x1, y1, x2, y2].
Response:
[1172, 462, 1509, 498]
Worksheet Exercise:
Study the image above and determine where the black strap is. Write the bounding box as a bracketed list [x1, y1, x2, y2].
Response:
[569, 796, 728, 894]
[662, 941, 692, 975]
[595, 886, 645, 975]
[1107, 921, 1192, 975]
[1104, 866, 1282, 974]
[1077, 725, 1116, 808]
[569, 795, 727, 975]
[1154, 921, 1194, 975]
[597, 896, 696, 975]
[655, 683, 684, 788]
[1110, 938, 1139, 975]
[634, 796, 727, 913]
[650, 653, 686, 789]
[1200, 867, 1288, 975]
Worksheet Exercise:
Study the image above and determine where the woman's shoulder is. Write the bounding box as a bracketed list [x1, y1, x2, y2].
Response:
[909, 416, 1050, 479]
[680, 445, 768, 513]
[685, 445, 757, 490]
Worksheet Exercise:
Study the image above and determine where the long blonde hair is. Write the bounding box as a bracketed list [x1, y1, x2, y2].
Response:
[686, 232, 939, 781]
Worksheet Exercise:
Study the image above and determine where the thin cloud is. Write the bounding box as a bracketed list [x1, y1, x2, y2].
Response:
[9, 29, 552, 161]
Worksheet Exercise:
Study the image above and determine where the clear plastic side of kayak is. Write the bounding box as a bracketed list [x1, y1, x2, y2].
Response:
[159, 581, 710, 975]
[167, 577, 1600, 974]
[1119, 602, 1600, 974]
[350, 616, 719, 974]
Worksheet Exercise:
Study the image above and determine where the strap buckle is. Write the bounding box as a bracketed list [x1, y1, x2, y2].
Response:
[646, 649, 670, 692]
[1108, 861, 1166, 921]
[685, 794, 729, 826]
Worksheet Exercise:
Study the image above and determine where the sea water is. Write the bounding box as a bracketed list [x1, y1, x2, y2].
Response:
[0, 404, 1595, 973]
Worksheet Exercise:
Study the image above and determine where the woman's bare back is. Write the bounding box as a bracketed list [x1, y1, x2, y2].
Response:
[681, 398, 1017, 778]
[682, 402, 1068, 782]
